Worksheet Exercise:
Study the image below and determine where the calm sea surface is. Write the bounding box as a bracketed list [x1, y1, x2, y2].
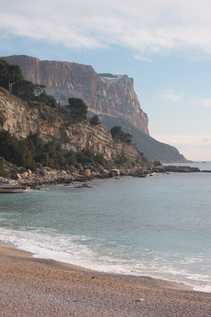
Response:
[0, 162, 211, 292]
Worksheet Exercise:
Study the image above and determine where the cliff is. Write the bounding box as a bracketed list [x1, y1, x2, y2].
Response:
[0, 55, 188, 162]
[0, 55, 149, 134]
[0, 87, 144, 162]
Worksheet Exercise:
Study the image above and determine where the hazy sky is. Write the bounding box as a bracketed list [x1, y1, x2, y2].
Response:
[1, 0, 211, 161]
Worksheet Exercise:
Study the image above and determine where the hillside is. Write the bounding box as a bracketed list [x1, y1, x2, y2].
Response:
[1, 55, 188, 162]
[0, 87, 147, 164]
[93, 112, 186, 162]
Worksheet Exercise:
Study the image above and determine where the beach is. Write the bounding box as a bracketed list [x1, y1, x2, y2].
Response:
[0, 242, 211, 317]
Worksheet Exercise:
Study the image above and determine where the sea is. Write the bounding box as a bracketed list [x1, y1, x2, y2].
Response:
[0, 161, 211, 293]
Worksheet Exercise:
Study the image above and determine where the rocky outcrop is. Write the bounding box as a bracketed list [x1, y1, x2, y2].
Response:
[164, 166, 200, 173]
[0, 55, 149, 134]
[0, 87, 144, 161]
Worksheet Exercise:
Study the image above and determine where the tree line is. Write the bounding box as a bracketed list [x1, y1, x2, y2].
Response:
[0, 130, 108, 171]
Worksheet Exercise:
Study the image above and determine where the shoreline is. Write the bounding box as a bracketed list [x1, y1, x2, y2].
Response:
[1, 159, 206, 190]
[1, 241, 211, 316]
[0, 240, 192, 291]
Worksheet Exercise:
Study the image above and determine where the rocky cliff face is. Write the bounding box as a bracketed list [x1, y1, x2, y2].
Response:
[0, 55, 149, 134]
[0, 55, 189, 162]
[0, 88, 142, 161]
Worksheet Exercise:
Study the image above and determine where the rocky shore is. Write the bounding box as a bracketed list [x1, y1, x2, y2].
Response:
[1, 165, 147, 188]
[0, 161, 203, 189]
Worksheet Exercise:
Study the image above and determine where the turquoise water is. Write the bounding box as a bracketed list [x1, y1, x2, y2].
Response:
[0, 163, 211, 292]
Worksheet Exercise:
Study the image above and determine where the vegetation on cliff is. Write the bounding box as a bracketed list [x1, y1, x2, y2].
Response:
[65, 97, 88, 121]
[0, 59, 57, 108]
[0, 85, 151, 174]
[1, 55, 189, 162]
[0, 59, 90, 124]
[110, 126, 132, 144]
[0, 60, 153, 174]
[0, 157, 8, 177]
[89, 115, 101, 125]
[0, 130, 109, 171]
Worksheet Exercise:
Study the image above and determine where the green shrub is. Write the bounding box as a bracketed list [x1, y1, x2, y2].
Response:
[110, 126, 132, 143]
[0, 130, 109, 171]
[0, 157, 8, 178]
[66, 97, 88, 121]
[90, 115, 101, 125]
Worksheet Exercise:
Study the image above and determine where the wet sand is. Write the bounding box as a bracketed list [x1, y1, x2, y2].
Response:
[0, 242, 211, 316]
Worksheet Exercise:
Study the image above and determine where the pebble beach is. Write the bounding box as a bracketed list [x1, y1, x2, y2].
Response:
[0, 242, 211, 317]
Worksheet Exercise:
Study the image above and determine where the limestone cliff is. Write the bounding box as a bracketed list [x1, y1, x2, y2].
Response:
[0, 88, 142, 161]
[0, 55, 188, 162]
[0, 55, 149, 134]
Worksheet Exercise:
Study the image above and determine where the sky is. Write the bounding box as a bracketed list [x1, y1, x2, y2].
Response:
[0, 0, 211, 161]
